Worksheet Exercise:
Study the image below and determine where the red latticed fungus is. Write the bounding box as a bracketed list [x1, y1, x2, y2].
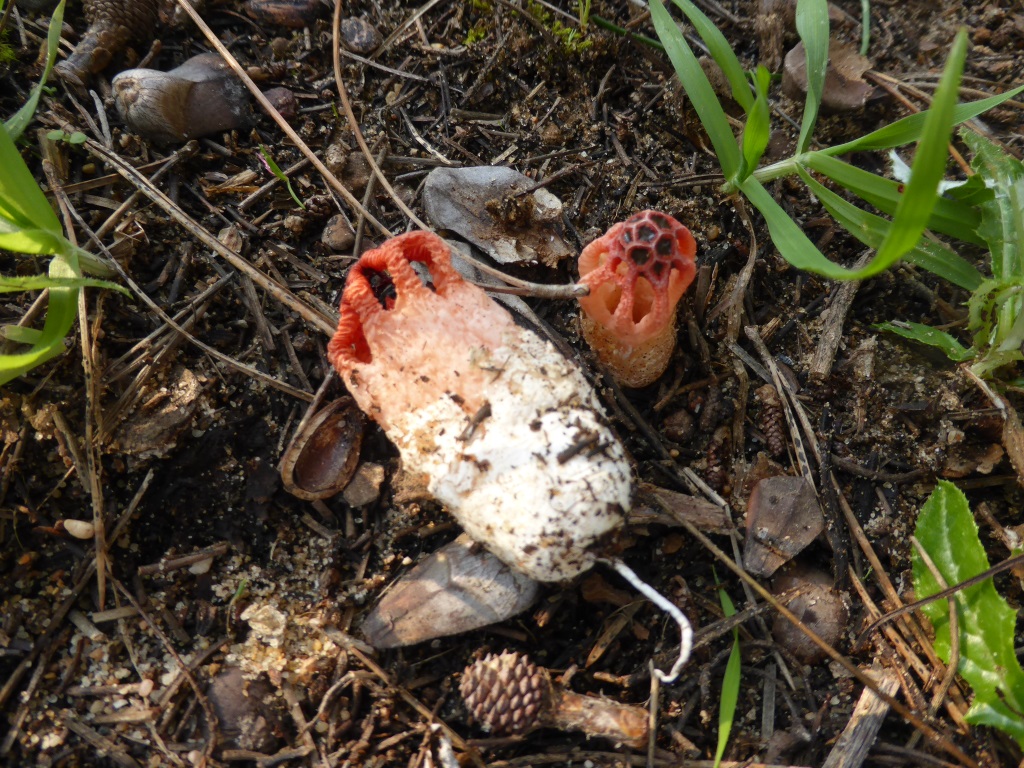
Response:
[460, 651, 648, 747]
[327, 230, 630, 583]
[577, 210, 697, 388]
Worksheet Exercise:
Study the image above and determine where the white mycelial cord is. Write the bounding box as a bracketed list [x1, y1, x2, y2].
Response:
[601, 558, 693, 684]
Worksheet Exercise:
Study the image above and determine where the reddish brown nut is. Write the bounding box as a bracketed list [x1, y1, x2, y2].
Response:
[577, 211, 696, 388]
[460, 651, 648, 748]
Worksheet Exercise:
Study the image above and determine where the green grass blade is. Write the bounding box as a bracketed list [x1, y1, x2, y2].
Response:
[799, 169, 982, 289]
[794, 0, 829, 153]
[0, 123, 62, 235]
[913, 481, 1024, 748]
[870, 29, 967, 272]
[0, 274, 128, 294]
[742, 175, 934, 281]
[825, 84, 1024, 156]
[739, 67, 772, 181]
[650, 0, 741, 177]
[877, 321, 973, 361]
[802, 152, 983, 245]
[258, 144, 305, 210]
[4, 0, 66, 140]
[713, 584, 740, 768]
[667, 0, 753, 111]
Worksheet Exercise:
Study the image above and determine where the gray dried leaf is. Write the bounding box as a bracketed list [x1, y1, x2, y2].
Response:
[361, 534, 540, 648]
[782, 39, 874, 112]
[744, 475, 823, 577]
[423, 166, 571, 267]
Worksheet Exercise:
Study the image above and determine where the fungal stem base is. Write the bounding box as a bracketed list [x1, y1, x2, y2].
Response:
[601, 558, 692, 684]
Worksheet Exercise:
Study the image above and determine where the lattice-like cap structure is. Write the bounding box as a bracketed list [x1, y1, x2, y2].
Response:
[577, 211, 696, 387]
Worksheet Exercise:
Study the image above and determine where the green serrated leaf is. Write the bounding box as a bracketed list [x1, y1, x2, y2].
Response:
[913, 481, 1024, 748]
[962, 131, 1024, 282]
[876, 321, 973, 361]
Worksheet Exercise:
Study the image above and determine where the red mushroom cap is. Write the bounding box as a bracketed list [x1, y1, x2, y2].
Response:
[577, 210, 696, 348]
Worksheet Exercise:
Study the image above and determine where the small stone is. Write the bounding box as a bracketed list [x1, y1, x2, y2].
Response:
[340, 18, 383, 54]
[342, 152, 373, 194]
[263, 86, 297, 120]
[205, 666, 284, 753]
[324, 142, 348, 175]
[342, 462, 385, 507]
[771, 566, 849, 664]
[62, 519, 95, 540]
[322, 214, 355, 251]
[662, 408, 695, 443]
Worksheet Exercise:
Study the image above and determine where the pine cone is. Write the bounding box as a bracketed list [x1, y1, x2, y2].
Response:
[460, 652, 551, 735]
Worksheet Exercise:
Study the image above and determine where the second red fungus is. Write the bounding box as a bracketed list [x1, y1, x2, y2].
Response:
[577, 211, 696, 387]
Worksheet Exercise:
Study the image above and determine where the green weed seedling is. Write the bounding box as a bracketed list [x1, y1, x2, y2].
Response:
[1, 0, 126, 385]
[648, 0, 1024, 289]
[913, 481, 1024, 748]
[879, 131, 1024, 380]
[46, 129, 88, 146]
[712, 574, 740, 768]
[258, 144, 305, 210]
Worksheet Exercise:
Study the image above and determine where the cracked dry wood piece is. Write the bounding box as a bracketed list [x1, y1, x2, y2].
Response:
[821, 667, 900, 768]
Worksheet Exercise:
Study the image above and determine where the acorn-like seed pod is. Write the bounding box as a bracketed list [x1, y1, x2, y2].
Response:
[112, 53, 251, 144]
[55, 0, 160, 87]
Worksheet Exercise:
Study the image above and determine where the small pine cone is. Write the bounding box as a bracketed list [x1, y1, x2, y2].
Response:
[460, 652, 551, 735]
[755, 384, 786, 458]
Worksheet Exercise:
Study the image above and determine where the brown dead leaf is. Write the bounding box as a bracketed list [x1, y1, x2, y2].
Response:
[782, 39, 874, 112]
